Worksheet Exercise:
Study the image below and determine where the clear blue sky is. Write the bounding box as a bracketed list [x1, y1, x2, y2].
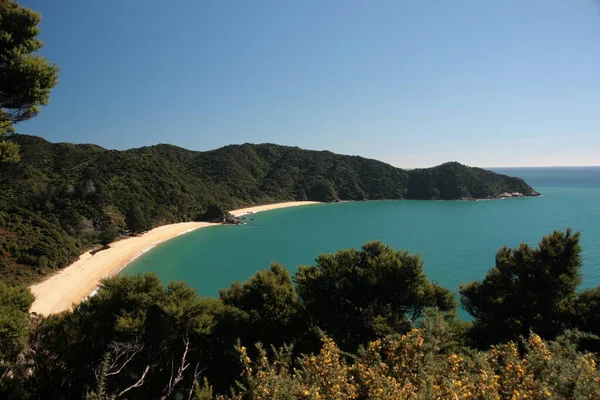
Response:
[18, 0, 600, 168]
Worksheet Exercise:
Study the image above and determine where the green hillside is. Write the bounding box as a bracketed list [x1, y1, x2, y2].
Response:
[0, 135, 538, 284]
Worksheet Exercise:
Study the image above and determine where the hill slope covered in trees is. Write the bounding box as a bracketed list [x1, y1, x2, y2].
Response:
[0, 135, 538, 284]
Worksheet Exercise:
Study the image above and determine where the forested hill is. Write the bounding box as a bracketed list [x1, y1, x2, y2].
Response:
[0, 135, 538, 284]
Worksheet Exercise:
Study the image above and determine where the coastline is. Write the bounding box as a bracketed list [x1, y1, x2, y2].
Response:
[29, 201, 321, 316]
[230, 201, 321, 217]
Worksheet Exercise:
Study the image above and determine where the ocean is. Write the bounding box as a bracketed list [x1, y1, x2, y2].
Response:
[123, 167, 600, 300]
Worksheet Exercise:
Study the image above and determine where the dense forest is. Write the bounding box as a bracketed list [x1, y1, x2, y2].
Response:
[5, 3, 597, 399]
[1, 229, 599, 399]
[0, 134, 539, 285]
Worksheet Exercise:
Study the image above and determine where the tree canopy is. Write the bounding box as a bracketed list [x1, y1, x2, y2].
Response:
[573, 286, 600, 337]
[460, 229, 583, 346]
[0, 0, 58, 162]
[29, 274, 219, 399]
[296, 241, 456, 351]
[218, 264, 310, 349]
[125, 203, 148, 234]
[1, 235, 600, 398]
[0, 281, 34, 394]
[200, 204, 232, 223]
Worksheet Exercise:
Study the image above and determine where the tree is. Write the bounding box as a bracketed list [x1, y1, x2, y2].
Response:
[573, 286, 600, 336]
[200, 204, 228, 223]
[218, 263, 311, 348]
[0, 0, 59, 162]
[211, 264, 314, 392]
[460, 229, 583, 346]
[295, 241, 456, 351]
[0, 139, 19, 163]
[0, 282, 34, 394]
[125, 203, 147, 233]
[307, 181, 338, 202]
[30, 274, 218, 399]
[98, 225, 118, 247]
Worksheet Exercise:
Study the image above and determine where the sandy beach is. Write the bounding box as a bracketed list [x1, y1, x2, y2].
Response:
[231, 201, 321, 217]
[29, 201, 320, 316]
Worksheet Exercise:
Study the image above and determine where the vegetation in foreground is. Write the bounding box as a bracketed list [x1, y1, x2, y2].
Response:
[1, 3, 597, 399]
[0, 229, 599, 399]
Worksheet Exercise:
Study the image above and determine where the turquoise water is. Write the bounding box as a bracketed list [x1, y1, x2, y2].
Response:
[124, 168, 600, 298]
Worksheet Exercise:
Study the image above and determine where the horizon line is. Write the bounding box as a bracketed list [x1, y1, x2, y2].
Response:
[484, 165, 600, 169]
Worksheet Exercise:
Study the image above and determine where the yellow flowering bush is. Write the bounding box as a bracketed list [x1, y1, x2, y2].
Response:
[230, 343, 302, 400]
[353, 329, 424, 399]
[224, 331, 600, 400]
[299, 337, 358, 399]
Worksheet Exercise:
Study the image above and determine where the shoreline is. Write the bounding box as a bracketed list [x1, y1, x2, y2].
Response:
[29, 201, 321, 316]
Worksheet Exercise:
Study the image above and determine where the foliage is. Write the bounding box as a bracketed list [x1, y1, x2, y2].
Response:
[417, 307, 471, 354]
[219, 264, 311, 349]
[295, 241, 456, 351]
[98, 225, 118, 247]
[209, 264, 316, 392]
[0, 281, 34, 394]
[0, 135, 538, 285]
[0, 3, 591, 398]
[84, 353, 115, 400]
[200, 204, 229, 223]
[125, 203, 148, 234]
[0, 139, 20, 162]
[228, 329, 600, 400]
[28, 274, 219, 399]
[573, 286, 600, 337]
[0, 0, 59, 162]
[0, 235, 598, 398]
[408, 162, 538, 200]
[0, 204, 81, 285]
[460, 229, 583, 346]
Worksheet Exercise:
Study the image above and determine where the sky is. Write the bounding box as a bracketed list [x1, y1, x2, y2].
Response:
[17, 0, 600, 168]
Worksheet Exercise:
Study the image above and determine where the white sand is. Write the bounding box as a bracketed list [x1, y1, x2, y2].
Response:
[29, 201, 321, 315]
[231, 201, 321, 217]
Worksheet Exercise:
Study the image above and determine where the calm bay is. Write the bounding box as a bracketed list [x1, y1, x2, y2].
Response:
[123, 167, 600, 297]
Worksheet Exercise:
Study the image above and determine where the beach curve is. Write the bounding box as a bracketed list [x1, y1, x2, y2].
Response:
[29, 201, 321, 315]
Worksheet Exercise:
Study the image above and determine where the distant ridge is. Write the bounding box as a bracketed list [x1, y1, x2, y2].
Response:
[0, 134, 538, 284]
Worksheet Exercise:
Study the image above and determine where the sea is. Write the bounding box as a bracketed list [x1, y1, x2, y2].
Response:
[123, 167, 600, 301]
